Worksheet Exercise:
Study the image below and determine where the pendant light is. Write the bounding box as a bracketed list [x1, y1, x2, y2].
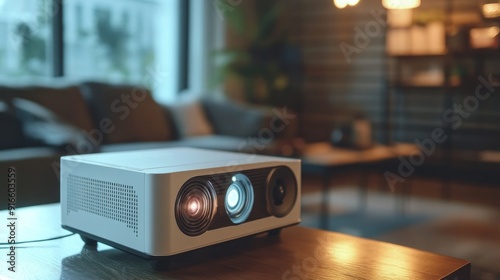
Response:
[382, 0, 420, 9]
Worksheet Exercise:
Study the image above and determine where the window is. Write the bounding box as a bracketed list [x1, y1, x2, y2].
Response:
[0, 0, 53, 77]
[0, 0, 182, 101]
[0, 0, 225, 101]
[63, 0, 180, 101]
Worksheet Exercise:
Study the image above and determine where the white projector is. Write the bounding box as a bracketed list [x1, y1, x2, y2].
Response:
[60, 147, 301, 263]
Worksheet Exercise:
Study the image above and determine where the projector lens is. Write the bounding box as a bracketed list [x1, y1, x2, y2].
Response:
[225, 173, 254, 224]
[175, 180, 217, 236]
[273, 181, 286, 206]
[266, 167, 297, 217]
[226, 187, 240, 209]
[186, 195, 201, 217]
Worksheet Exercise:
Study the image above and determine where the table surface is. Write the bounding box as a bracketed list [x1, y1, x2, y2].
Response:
[1, 204, 470, 280]
[301, 142, 418, 167]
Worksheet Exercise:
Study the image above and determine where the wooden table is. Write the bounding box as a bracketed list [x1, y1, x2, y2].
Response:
[1, 204, 470, 279]
[301, 142, 420, 228]
[301, 142, 418, 167]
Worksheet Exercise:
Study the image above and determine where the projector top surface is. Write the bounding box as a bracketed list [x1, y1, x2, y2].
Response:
[62, 147, 298, 173]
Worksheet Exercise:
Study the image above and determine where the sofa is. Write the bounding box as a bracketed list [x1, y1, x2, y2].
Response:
[0, 81, 298, 209]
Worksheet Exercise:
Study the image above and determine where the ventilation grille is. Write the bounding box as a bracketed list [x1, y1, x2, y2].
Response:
[67, 174, 139, 237]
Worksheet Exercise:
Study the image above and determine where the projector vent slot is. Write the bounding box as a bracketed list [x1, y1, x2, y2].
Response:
[67, 174, 139, 237]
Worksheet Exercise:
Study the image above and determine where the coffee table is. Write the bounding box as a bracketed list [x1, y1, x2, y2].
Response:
[0, 203, 469, 279]
[301, 142, 419, 228]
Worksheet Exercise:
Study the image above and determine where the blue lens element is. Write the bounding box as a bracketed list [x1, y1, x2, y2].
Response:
[226, 186, 240, 208]
[224, 173, 254, 224]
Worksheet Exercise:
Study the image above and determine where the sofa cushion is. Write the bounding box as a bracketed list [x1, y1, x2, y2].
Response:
[0, 100, 26, 149]
[0, 85, 95, 131]
[80, 82, 173, 144]
[166, 99, 214, 138]
[179, 135, 253, 152]
[12, 98, 99, 153]
[202, 99, 269, 138]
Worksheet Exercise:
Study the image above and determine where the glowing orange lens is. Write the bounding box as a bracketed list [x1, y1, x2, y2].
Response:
[187, 198, 200, 216]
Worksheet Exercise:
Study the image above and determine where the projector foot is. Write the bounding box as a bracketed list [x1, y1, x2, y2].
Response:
[268, 228, 282, 236]
[80, 235, 97, 247]
[152, 258, 171, 270]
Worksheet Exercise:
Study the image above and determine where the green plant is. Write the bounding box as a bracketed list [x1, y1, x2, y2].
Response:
[214, 1, 301, 108]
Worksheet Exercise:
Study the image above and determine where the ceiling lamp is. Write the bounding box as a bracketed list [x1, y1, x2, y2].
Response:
[334, 0, 360, 9]
[382, 0, 421, 9]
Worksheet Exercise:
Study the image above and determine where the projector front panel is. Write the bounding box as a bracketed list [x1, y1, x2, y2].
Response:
[144, 160, 301, 256]
[61, 159, 146, 252]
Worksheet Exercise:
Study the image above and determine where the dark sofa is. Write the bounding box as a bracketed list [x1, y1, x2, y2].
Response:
[0, 81, 297, 209]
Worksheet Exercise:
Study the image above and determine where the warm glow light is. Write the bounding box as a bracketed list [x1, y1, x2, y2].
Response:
[488, 26, 500, 37]
[374, 246, 413, 279]
[187, 199, 200, 215]
[334, 0, 359, 8]
[334, 0, 348, 9]
[471, 27, 500, 38]
[483, 3, 500, 18]
[382, 0, 420, 9]
[330, 240, 357, 263]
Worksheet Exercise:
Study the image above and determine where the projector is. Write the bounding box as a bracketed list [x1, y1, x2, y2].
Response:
[60, 147, 301, 263]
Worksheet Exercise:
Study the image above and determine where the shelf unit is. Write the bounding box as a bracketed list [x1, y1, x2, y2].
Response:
[384, 0, 500, 188]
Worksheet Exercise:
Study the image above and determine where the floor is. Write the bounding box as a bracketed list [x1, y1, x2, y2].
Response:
[301, 172, 500, 280]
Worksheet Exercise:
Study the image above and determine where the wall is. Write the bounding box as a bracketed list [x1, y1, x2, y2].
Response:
[294, 0, 500, 153]
[293, 0, 387, 142]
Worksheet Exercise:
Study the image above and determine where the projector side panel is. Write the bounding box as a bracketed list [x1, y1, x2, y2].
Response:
[143, 160, 301, 256]
[60, 158, 145, 252]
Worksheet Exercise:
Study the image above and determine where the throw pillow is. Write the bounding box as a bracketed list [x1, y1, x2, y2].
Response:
[202, 99, 268, 138]
[12, 98, 99, 154]
[0, 85, 95, 132]
[80, 82, 173, 144]
[167, 98, 214, 138]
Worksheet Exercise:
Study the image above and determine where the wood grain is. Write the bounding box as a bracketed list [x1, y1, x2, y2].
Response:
[0, 204, 470, 279]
